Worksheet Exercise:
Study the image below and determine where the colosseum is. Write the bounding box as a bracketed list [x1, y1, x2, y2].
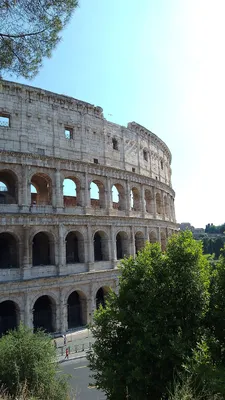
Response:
[0, 80, 177, 336]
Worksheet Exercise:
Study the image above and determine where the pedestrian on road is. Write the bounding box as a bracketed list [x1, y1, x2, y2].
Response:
[65, 347, 69, 360]
[54, 339, 57, 348]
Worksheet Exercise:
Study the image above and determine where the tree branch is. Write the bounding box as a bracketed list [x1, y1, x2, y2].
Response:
[0, 28, 48, 39]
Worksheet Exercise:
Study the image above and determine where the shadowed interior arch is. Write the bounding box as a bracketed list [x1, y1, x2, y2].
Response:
[33, 295, 56, 333]
[67, 291, 87, 329]
[96, 287, 110, 309]
[0, 300, 19, 336]
[32, 232, 54, 266]
[31, 173, 52, 205]
[66, 231, 84, 263]
[0, 232, 19, 268]
[0, 170, 18, 204]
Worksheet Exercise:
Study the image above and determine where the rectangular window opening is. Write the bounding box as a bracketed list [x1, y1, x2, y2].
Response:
[132, 167, 135, 172]
[161, 160, 164, 170]
[37, 148, 45, 156]
[94, 158, 99, 164]
[0, 114, 10, 127]
[64, 126, 73, 139]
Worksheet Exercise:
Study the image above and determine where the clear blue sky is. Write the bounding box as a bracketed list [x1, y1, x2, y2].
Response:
[9, 0, 225, 228]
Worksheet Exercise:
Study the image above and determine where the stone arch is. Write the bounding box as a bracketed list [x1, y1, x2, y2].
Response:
[32, 231, 55, 266]
[66, 231, 85, 263]
[0, 232, 19, 268]
[161, 232, 167, 252]
[0, 169, 18, 204]
[0, 300, 20, 336]
[96, 286, 111, 309]
[93, 230, 109, 261]
[90, 180, 105, 208]
[63, 176, 82, 207]
[33, 295, 56, 333]
[67, 290, 87, 329]
[30, 172, 52, 205]
[112, 183, 126, 210]
[112, 137, 119, 150]
[116, 231, 129, 259]
[156, 192, 162, 215]
[135, 231, 145, 254]
[145, 189, 154, 213]
[149, 230, 157, 244]
[130, 187, 141, 211]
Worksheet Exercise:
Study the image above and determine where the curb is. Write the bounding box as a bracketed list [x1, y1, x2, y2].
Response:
[58, 354, 87, 363]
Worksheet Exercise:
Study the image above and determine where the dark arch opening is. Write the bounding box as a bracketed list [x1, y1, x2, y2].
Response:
[0, 233, 19, 268]
[94, 232, 102, 261]
[96, 287, 110, 309]
[0, 170, 18, 204]
[116, 232, 128, 260]
[67, 291, 86, 329]
[33, 295, 55, 333]
[135, 232, 145, 254]
[0, 300, 19, 336]
[32, 232, 54, 266]
[31, 173, 52, 206]
[66, 231, 84, 263]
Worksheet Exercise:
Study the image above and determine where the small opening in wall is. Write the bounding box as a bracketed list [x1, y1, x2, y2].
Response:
[0, 114, 10, 127]
[143, 149, 148, 161]
[64, 126, 73, 139]
[94, 158, 99, 164]
[161, 160, 164, 170]
[112, 138, 118, 150]
[155, 176, 158, 180]
[37, 148, 45, 156]
[132, 168, 135, 173]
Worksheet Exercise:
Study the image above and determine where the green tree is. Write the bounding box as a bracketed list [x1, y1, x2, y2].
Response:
[87, 231, 210, 400]
[0, 0, 78, 79]
[0, 324, 70, 399]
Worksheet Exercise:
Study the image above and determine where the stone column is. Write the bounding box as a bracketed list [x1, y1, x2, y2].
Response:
[130, 226, 136, 257]
[24, 292, 33, 329]
[23, 227, 30, 268]
[87, 225, 94, 270]
[110, 225, 117, 267]
[55, 169, 63, 208]
[144, 226, 148, 243]
[60, 288, 67, 333]
[161, 191, 165, 219]
[58, 224, 65, 275]
[84, 171, 91, 210]
[106, 177, 113, 212]
[141, 184, 146, 217]
[126, 180, 131, 215]
[21, 165, 29, 207]
[152, 186, 156, 218]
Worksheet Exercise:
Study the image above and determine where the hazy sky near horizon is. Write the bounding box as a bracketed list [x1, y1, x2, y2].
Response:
[8, 0, 225, 228]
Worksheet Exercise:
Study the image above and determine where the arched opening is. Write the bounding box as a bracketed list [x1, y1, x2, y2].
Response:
[94, 231, 109, 261]
[0, 233, 19, 268]
[0, 170, 18, 204]
[30, 173, 52, 205]
[0, 301, 19, 336]
[112, 183, 126, 210]
[90, 180, 105, 208]
[145, 189, 154, 213]
[116, 232, 129, 260]
[66, 231, 85, 263]
[149, 231, 157, 244]
[32, 232, 54, 266]
[112, 138, 119, 150]
[156, 193, 162, 215]
[130, 187, 140, 211]
[135, 232, 145, 254]
[33, 295, 56, 333]
[67, 291, 87, 329]
[161, 232, 167, 252]
[63, 177, 81, 207]
[96, 287, 110, 309]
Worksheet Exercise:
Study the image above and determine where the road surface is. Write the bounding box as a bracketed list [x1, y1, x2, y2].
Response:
[60, 358, 106, 400]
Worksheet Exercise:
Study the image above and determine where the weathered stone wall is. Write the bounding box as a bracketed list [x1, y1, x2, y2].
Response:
[0, 80, 178, 334]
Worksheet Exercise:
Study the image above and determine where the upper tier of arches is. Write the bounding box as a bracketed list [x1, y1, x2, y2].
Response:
[0, 168, 176, 222]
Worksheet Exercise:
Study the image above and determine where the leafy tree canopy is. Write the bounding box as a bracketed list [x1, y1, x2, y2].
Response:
[88, 231, 210, 400]
[0, 324, 70, 399]
[0, 0, 78, 78]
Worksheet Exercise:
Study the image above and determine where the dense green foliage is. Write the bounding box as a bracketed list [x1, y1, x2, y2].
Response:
[0, 0, 78, 78]
[88, 231, 211, 400]
[205, 223, 225, 234]
[0, 324, 70, 399]
[202, 236, 225, 259]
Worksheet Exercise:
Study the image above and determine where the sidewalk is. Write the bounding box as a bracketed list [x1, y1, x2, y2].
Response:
[54, 328, 94, 362]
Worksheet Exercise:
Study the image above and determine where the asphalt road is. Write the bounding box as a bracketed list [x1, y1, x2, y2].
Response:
[60, 358, 106, 400]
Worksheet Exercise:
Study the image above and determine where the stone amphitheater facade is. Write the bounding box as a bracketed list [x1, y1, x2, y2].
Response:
[0, 80, 177, 335]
